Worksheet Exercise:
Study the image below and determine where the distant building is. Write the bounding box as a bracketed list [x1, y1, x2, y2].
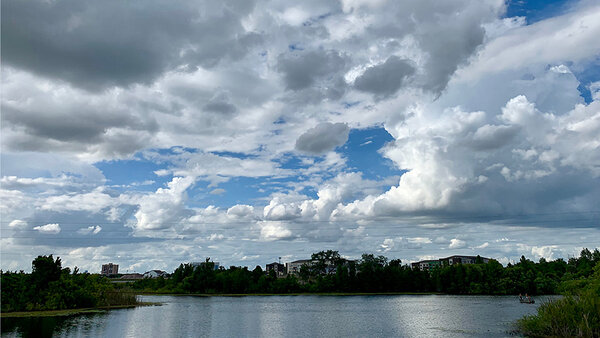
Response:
[285, 258, 356, 276]
[286, 259, 313, 275]
[440, 255, 490, 266]
[121, 273, 143, 280]
[411, 260, 441, 271]
[101, 263, 118, 275]
[326, 259, 357, 274]
[190, 261, 220, 270]
[265, 262, 286, 277]
[411, 255, 491, 271]
[143, 270, 167, 278]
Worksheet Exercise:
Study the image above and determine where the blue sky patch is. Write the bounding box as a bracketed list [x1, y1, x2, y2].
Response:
[505, 0, 575, 24]
[341, 127, 403, 180]
[571, 57, 600, 104]
[94, 127, 404, 208]
[95, 157, 167, 191]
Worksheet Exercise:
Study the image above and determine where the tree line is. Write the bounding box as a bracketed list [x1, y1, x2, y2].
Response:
[131, 248, 600, 296]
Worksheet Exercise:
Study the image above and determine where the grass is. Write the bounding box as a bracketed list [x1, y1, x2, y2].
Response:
[516, 292, 600, 337]
[98, 290, 139, 307]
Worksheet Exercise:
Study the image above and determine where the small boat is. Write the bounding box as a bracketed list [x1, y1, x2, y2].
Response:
[519, 298, 535, 304]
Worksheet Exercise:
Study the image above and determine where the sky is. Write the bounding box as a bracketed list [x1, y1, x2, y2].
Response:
[1, 0, 599, 273]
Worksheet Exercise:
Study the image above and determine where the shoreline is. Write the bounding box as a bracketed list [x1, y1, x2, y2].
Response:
[0, 302, 160, 318]
[135, 291, 444, 297]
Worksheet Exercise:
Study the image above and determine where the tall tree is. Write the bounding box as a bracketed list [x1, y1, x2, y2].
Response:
[31, 255, 62, 291]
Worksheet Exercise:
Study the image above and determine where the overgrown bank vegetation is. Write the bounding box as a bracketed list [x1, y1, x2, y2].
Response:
[1, 255, 137, 313]
[517, 259, 600, 337]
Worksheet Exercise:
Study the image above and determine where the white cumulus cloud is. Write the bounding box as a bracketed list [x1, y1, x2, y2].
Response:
[33, 223, 61, 234]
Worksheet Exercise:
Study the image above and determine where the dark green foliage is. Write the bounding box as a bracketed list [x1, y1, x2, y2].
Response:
[1, 255, 138, 312]
[31, 255, 62, 293]
[429, 250, 599, 295]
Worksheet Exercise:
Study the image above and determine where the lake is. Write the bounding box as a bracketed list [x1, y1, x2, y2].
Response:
[2, 295, 551, 337]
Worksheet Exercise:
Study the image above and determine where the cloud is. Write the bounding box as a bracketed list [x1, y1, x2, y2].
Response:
[128, 176, 196, 231]
[227, 204, 255, 218]
[295, 122, 350, 155]
[337, 89, 600, 221]
[0, 188, 35, 221]
[380, 238, 395, 252]
[77, 225, 102, 235]
[263, 199, 301, 221]
[354, 56, 415, 96]
[449, 238, 467, 249]
[8, 220, 28, 229]
[259, 221, 293, 241]
[1, 70, 158, 160]
[33, 223, 61, 234]
[471, 124, 519, 150]
[475, 242, 490, 249]
[277, 50, 347, 91]
[0, 0, 506, 161]
[203, 92, 238, 115]
[39, 187, 118, 214]
[210, 188, 226, 195]
[1, 176, 72, 190]
[152, 151, 288, 185]
[531, 245, 560, 260]
[1, 0, 260, 89]
[460, 3, 600, 81]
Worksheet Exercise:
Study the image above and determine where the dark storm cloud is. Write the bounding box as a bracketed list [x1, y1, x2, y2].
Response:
[1, 104, 157, 144]
[358, 0, 490, 95]
[354, 56, 415, 96]
[277, 50, 347, 91]
[0, 0, 259, 90]
[413, 3, 487, 93]
[295, 122, 350, 155]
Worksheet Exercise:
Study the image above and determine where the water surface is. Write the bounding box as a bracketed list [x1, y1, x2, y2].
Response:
[2, 295, 551, 337]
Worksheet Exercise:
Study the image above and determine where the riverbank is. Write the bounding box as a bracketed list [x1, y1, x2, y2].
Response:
[1, 302, 160, 318]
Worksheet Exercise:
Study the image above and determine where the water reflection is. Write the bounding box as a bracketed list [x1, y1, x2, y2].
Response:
[2, 295, 551, 337]
[1, 313, 108, 338]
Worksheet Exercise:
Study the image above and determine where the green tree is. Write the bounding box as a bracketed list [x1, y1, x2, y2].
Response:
[311, 250, 342, 275]
[31, 255, 62, 292]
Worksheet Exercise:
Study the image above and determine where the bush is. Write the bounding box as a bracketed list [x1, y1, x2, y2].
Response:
[517, 292, 600, 337]
[517, 261, 600, 337]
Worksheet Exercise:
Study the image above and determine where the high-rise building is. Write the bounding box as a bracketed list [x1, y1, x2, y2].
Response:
[101, 263, 119, 275]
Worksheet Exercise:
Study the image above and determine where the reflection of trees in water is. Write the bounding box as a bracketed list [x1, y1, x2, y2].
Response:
[1, 313, 106, 338]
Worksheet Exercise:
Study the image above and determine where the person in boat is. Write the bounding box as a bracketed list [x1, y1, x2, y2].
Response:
[519, 293, 523, 301]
